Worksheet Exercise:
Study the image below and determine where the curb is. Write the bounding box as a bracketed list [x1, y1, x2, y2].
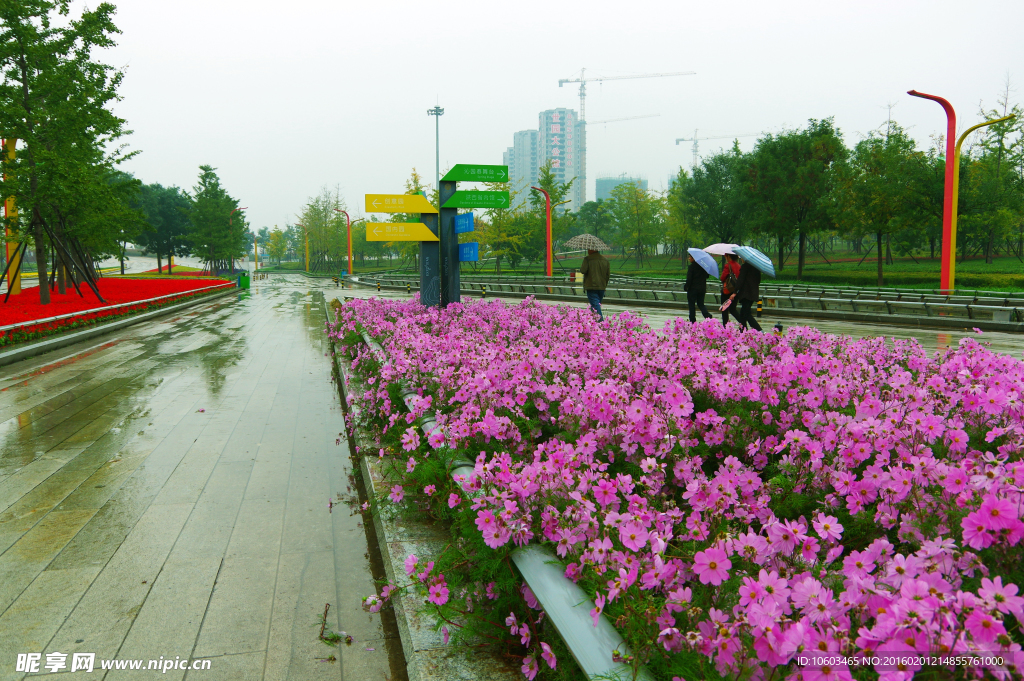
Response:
[0, 287, 239, 368]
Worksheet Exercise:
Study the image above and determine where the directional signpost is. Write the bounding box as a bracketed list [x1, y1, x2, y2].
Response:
[364, 194, 437, 214]
[370, 166, 507, 308]
[442, 164, 509, 182]
[454, 212, 474, 234]
[366, 192, 440, 305]
[366, 222, 438, 241]
[442, 191, 510, 209]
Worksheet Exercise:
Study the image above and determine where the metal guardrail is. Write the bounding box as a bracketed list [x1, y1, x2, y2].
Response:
[353, 275, 1024, 324]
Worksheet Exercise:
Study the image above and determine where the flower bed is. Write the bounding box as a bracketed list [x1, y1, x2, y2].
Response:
[329, 297, 1024, 681]
[0, 278, 234, 348]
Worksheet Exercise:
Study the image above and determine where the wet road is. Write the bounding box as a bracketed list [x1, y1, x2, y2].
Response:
[0, 276, 398, 680]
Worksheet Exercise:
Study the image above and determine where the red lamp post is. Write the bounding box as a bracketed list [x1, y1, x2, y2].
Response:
[907, 90, 956, 292]
[333, 209, 365, 277]
[531, 186, 552, 277]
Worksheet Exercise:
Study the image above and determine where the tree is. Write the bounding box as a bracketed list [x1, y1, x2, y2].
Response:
[744, 119, 846, 277]
[267, 228, 287, 265]
[1, 0, 133, 303]
[187, 165, 245, 272]
[479, 182, 527, 273]
[608, 181, 665, 269]
[830, 123, 920, 286]
[684, 145, 750, 247]
[664, 168, 693, 265]
[137, 183, 190, 274]
[574, 200, 616, 246]
[298, 186, 347, 273]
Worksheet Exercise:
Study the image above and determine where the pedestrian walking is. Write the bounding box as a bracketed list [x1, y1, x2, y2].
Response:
[728, 257, 763, 331]
[683, 254, 712, 322]
[580, 249, 610, 321]
[720, 253, 741, 326]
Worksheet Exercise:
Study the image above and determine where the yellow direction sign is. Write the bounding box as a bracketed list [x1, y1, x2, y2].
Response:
[366, 222, 438, 242]
[364, 194, 437, 214]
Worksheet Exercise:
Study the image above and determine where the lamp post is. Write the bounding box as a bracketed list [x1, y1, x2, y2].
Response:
[529, 188, 571, 277]
[427, 106, 444, 195]
[2, 138, 19, 295]
[908, 90, 1015, 291]
[333, 209, 365, 277]
[228, 207, 247, 274]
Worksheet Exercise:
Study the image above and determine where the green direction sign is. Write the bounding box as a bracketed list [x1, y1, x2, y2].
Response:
[442, 164, 509, 182]
[442, 191, 510, 209]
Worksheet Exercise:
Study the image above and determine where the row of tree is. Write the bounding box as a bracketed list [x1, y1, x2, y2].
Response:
[2, 1, 251, 303]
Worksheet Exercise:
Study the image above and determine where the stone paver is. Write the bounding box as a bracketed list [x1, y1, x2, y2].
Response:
[0, 276, 402, 681]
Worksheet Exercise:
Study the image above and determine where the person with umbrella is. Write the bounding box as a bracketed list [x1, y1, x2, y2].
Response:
[727, 246, 774, 331]
[570, 234, 611, 322]
[684, 248, 716, 323]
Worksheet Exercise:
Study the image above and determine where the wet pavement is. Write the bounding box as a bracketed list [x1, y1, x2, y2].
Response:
[0, 275, 400, 680]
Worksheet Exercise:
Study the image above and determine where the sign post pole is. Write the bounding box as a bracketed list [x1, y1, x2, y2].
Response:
[439, 179, 458, 305]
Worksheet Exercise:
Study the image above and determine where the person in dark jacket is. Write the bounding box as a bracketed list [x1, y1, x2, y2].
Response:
[728, 258, 763, 331]
[580, 249, 611, 321]
[719, 253, 741, 326]
[683, 255, 712, 322]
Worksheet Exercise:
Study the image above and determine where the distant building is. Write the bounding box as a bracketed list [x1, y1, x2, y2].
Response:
[504, 109, 585, 211]
[595, 176, 648, 201]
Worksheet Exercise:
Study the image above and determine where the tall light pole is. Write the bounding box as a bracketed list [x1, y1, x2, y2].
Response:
[228, 207, 247, 274]
[909, 90, 1016, 291]
[427, 106, 444, 194]
[531, 187, 552, 277]
[334, 209, 365, 276]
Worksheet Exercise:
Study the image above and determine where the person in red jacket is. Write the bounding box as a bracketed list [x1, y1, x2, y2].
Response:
[719, 254, 741, 326]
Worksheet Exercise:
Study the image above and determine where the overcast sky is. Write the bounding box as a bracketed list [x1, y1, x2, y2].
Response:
[96, 0, 1024, 231]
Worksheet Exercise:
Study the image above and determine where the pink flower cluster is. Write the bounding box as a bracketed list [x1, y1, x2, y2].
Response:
[332, 297, 1024, 680]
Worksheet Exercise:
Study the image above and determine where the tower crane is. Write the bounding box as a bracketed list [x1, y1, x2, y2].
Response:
[588, 114, 660, 125]
[558, 69, 695, 121]
[675, 130, 758, 169]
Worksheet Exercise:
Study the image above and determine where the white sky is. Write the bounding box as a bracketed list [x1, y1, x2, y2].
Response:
[95, 0, 1024, 231]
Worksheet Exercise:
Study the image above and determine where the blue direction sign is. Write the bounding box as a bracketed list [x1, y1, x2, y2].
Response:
[458, 242, 479, 262]
[454, 212, 474, 234]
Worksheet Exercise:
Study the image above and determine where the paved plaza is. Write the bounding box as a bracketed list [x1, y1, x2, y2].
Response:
[0, 277, 401, 680]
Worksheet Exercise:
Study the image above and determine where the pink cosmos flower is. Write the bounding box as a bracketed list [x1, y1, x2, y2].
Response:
[692, 547, 732, 586]
[978, 496, 1018, 530]
[540, 642, 557, 669]
[979, 576, 1024, 616]
[404, 554, 418, 575]
[965, 609, 1006, 644]
[812, 513, 844, 541]
[427, 583, 449, 605]
[442, 626, 449, 644]
[591, 593, 606, 627]
[619, 521, 650, 551]
[406, 456, 417, 472]
[400, 427, 420, 451]
[448, 493, 461, 508]
[521, 656, 538, 680]
[389, 485, 404, 503]
[593, 479, 618, 507]
[423, 484, 435, 496]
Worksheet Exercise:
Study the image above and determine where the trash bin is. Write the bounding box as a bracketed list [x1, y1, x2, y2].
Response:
[238, 272, 250, 290]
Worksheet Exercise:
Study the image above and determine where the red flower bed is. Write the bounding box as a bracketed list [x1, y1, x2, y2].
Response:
[0, 278, 234, 348]
[0, 278, 229, 326]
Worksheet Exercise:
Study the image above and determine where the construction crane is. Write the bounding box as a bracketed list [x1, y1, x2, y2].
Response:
[558, 69, 695, 122]
[675, 130, 758, 169]
[588, 114, 660, 126]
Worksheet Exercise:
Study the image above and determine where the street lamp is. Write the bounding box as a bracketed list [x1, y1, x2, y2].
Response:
[229, 207, 247, 274]
[427, 106, 444, 194]
[334, 209, 366, 277]
[530, 189, 571, 277]
[908, 90, 1016, 291]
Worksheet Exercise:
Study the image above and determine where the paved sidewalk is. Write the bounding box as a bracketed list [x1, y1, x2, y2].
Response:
[0, 277, 401, 680]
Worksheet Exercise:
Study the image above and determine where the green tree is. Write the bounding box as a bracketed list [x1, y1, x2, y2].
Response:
[298, 186, 347, 273]
[0, 0, 133, 303]
[267, 228, 287, 265]
[608, 181, 665, 269]
[479, 182, 526, 273]
[830, 123, 920, 285]
[744, 119, 846, 277]
[684, 145, 749, 246]
[137, 183, 190, 274]
[187, 165, 245, 272]
[574, 199, 616, 246]
[664, 168, 693, 266]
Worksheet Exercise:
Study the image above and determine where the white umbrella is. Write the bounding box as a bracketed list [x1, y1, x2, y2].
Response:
[703, 243, 737, 256]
